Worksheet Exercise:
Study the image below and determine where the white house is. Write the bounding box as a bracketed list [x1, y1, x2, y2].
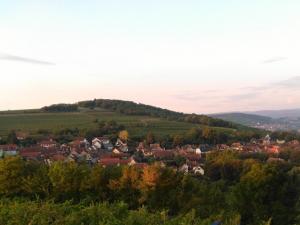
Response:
[193, 166, 205, 175]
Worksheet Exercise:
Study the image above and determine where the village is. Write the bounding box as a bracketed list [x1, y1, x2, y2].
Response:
[1, 132, 299, 176]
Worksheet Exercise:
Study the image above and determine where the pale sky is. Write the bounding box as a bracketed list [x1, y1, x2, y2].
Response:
[1, 0, 300, 113]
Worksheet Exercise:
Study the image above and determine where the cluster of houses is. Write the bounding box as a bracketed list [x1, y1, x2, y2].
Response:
[0, 136, 205, 175]
[215, 135, 292, 154]
[1, 134, 299, 175]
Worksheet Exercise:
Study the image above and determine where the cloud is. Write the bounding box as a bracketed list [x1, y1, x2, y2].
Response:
[169, 76, 300, 113]
[171, 90, 220, 101]
[0, 53, 55, 65]
[226, 92, 259, 101]
[273, 76, 300, 88]
[262, 56, 288, 64]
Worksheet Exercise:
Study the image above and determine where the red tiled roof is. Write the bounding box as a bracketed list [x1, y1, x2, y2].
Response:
[184, 153, 201, 161]
[153, 150, 174, 159]
[99, 158, 131, 166]
[100, 153, 130, 159]
[0, 144, 18, 151]
[51, 154, 66, 161]
[20, 150, 41, 158]
[99, 158, 120, 166]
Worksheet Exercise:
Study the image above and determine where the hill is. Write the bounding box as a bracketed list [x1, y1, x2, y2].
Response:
[248, 108, 300, 119]
[0, 99, 261, 143]
[211, 112, 273, 127]
[211, 111, 300, 131]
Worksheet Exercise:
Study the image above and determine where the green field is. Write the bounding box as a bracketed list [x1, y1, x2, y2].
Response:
[0, 109, 236, 138]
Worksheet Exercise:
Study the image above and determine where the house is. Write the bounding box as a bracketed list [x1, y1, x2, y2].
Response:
[92, 137, 113, 151]
[244, 144, 262, 152]
[177, 149, 201, 162]
[136, 142, 145, 152]
[114, 138, 129, 152]
[287, 140, 300, 147]
[185, 153, 201, 161]
[231, 142, 243, 151]
[179, 164, 189, 174]
[70, 137, 89, 149]
[193, 166, 205, 175]
[20, 147, 42, 160]
[199, 144, 213, 152]
[216, 144, 229, 151]
[51, 154, 66, 161]
[265, 145, 280, 154]
[276, 139, 286, 145]
[152, 150, 174, 160]
[0, 144, 18, 157]
[112, 148, 122, 154]
[149, 143, 164, 151]
[195, 148, 202, 155]
[39, 139, 57, 149]
[263, 134, 271, 146]
[16, 131, 28, 141]
[99, 158, 120, 166]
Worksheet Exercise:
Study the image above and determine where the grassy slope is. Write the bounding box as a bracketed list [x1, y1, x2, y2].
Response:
[0, 108, 237, 138]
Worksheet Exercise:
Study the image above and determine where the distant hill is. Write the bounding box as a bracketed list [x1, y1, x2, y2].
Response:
[248, 108, 300, 119]
[211, 110, 300, 131]
[210, 112, 273, 127]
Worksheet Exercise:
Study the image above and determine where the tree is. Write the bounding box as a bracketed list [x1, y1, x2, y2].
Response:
[172, 135, 183, 147]
[0, 156, 25, 195]
[119, 130, 129, 142]
[48, 162, 89, 200]
[145, 132, 155, 145]
[82, 165, 122, 201]
[185, 128, 202, 144]
[6, 130, 18, 144]
[109, 166, 141, 208]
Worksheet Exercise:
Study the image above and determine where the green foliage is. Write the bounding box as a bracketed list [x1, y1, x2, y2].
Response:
[0, 151, 299, 224]
[0, 200, 216, 225]
[6, 130, 19, 144]
[0, 156, 25, 196]
[42, 104, 78, 112]
[78, 99, 236, 129]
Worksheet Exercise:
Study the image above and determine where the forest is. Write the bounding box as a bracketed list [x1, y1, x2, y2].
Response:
[1, 150, 300, 225]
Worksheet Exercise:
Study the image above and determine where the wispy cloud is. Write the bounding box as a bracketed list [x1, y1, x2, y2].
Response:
[0, 53, 55, 65]
[226, 92, 259, 101]
[262, 56, 287, 64]
[273, 76, 300, 88]
[172, 90, 221, 101]
[170, 76, 300, 113]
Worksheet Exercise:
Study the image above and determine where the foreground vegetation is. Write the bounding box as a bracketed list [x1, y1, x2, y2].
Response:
[0, 200, 243, 225]
[0, 151, 300, 225]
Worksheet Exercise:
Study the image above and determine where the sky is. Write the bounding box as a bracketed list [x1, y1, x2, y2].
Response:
[0, 0, 300, 113]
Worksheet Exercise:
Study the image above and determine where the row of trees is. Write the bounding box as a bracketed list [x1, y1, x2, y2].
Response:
[0, 152, 300, 224]
[42, 104, 78, 112]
